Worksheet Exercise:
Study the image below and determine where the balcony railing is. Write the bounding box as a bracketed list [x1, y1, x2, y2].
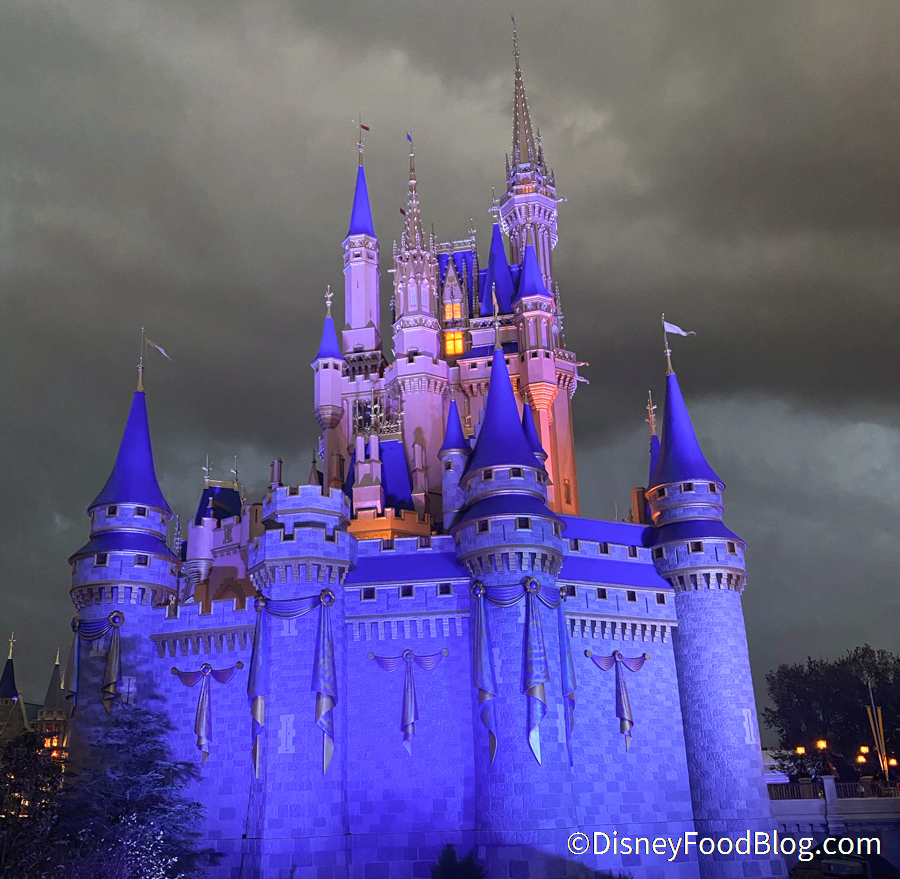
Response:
[768, 782, 823, 800]
[836, 782, 900, 799]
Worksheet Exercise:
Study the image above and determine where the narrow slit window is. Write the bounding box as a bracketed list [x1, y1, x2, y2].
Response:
[627, 545, 638, 558]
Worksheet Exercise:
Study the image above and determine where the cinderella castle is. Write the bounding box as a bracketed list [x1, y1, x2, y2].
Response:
[52, 30, 787, 879]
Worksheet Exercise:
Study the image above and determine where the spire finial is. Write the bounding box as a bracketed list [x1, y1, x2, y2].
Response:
[231, 455, 239, 488]
[7, 632, 14, 661]
[308, 449, 320, 487]
[352, 116, 370, 166]
[645, 391, 657, 436]
[55, 647, 60, 666]
[138, 327, 145, 391]
[662, 313, 673, 375]
[202, 455, 213, 486]
[512, 15, 520, 68]
[325, 285, 333, 316]
[492, 286, 501, 350]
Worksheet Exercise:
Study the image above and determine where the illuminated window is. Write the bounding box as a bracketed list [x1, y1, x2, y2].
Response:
[445, 330, 464, 356]
[444, 302, 462, 320]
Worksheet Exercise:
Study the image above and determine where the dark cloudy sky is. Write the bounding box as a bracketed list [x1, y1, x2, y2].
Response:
[2, 1, 898, 729]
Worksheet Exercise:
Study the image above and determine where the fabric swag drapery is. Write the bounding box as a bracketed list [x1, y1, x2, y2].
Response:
[66, 610, 125, 713]
[586, 650, 649, 750]
[471, 579, 577, 765]
[172, 661, 244, 763]
[247, 590, 337, 777]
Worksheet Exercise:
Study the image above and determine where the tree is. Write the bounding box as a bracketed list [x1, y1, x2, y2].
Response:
[50, 705, 213, 879]
[0, 730, 64, 878]
[431, 845, 484, 879]
[764, 645, 900, 780]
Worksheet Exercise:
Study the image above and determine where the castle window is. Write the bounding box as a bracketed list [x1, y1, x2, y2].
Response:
[544, 351, 551, 358]
[708, 483, 718, 493]
[682, 483, 694, 493]
[437, 582, 453, 597]
[483, 469, 493, 481]
[444, 302, 462, 321]
[418, 536, 431, 548]
[95, 553, 108, 567]
[627, 545, 638, 558]
[626, 590, 637, 603]
[515, 517, 531, 531]
[135, 554, 150, 567]
[565, 584, 576, 597]
[135, 506, 148, 517]
[654, 488, 667, 500]
[564, 479, 572, 504]
[652, 547, 664, 560]
[596, 587, 608, 600]
[445, 331, 464, 356]
[399, 584, 415, 598]
[361, 587, 376, 601]
[381, 538, 394, 551]
[444, 460, 453, 471]
[531, 351, 539, 359]
[510, 467, 523, 478]
[106, 505, 118, 516]
[656, 592, 667, 605]
[727, 541, 737, 554]
[553, 522, 562, 537]
[353, 251, 361, 258]
[477, 520, 490, 534]
[223, 525, 233, 543]
[689, 541, 703, 553]
[599, 542, 610, 554]
[570, 538, 580, 551]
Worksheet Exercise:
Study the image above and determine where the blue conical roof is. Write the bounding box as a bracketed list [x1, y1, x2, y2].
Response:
[478, 224, 515, 316]
[439, 400, 469, 455]
[348, 165, 375, 237]
[0, 657, 17, 699]
[313, 314, 344, 363]
[464, 348, 539, 474]
[515, 244, 552, 301]
[521, 402, 546, 460]
[90, 391, 171, 513]
[649, 373, 722, 489]
[648, 433, 660, 486]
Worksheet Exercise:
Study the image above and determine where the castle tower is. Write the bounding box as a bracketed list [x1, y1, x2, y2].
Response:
[388, 141, 449, 510]
[498, 25, 559, 290]
[514, 244, 559, 505]
[68, 381, 178, 726]
[452, 346, 571, 855]
[313, 294, 348, 489]
[647, 364, 786, 879]
[0, 636, 28, 745]
[342, 158, 384, 379]
[246, 470, 357, 870]
[438, 400, 469, 530]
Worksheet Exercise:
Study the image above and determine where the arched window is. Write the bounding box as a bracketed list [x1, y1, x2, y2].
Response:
[408, 281, 419, 311]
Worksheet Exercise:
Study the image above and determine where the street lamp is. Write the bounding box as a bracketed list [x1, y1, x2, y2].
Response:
[816, 740, 827, 750]
[860, 746, 870, 755]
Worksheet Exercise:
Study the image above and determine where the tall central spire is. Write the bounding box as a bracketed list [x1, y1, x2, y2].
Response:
[511, 19, 538, 168]
[402, 137, 425, 251]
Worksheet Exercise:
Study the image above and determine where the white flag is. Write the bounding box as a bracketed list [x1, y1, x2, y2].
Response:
[663, 320, 695, 337]
[145, 337, 171, 360]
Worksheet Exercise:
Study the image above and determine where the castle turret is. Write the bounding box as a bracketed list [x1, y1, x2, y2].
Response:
[438, 400, 468, 530]
[0, 636, 28, 746]
[68, 381, 177, 721]
[313, 295, 348, 489]
[342, 159, 383, 378]
[36, 651, 69, 757]
[647, 364, 786, 879]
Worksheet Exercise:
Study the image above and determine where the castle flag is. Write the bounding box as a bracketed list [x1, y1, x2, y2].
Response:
[662, 320, 695, 337]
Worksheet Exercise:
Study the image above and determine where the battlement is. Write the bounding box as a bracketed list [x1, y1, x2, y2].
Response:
[348, 506, 432, 539]
[150, 595, 254, 658]
[262, 483, 350, 524]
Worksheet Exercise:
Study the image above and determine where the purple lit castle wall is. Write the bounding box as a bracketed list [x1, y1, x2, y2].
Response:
[64, 29, 786, 879]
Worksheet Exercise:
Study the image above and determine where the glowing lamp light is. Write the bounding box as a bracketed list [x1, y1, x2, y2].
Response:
[860, 746, 870, 754]
[795, 746, 806, 755]
[889, 758, 898, 767]
[816, 739, 827, 750]
[857, 755, 867, 764]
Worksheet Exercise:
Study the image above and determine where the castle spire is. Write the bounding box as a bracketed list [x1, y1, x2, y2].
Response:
[0, 635, 18, 699]
[313, 287, 345, 364]
[511, 17, 538, 168]
[348, 164, 376, 238]
[89, 388, 171, 514]
[439, 400, 468, 456]
[402, 135, 425, 251]
[521, 402, 547, 463]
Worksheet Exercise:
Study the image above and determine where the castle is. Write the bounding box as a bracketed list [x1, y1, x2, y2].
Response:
[56, 31, 788, 879]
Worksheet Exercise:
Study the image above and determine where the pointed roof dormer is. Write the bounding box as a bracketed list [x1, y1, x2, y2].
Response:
[479, 224, 515, 315]
[439, 400, 469, 456]
[348, 164, 376, 238]
[89, 391, 171, 514]
[515, 244, 552, 302]
[649, 372, 722, 490]
[521, 402, 547, 462]
[463, 348, 537, 475]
